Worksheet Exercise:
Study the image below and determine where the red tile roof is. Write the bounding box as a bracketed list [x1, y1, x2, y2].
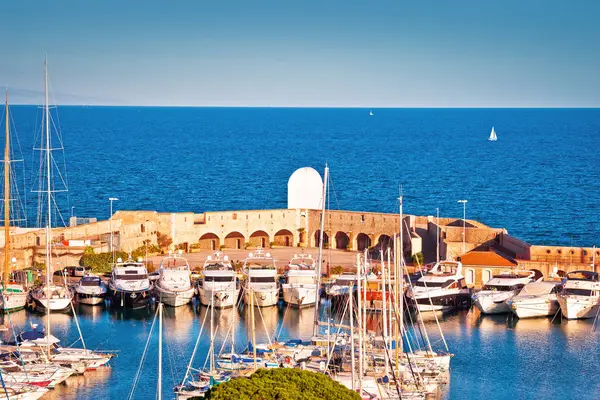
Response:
[460, 251, 517, 267]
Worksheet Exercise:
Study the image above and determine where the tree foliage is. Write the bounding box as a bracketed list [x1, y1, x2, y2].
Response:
[204, 368, 360, 400]
[79, 251, 128, 273]
[157, 232, 172, 250]
[411, 252, 424, 266]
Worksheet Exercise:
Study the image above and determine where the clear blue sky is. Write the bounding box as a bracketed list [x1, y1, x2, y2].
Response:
[2, 0, 599, 106]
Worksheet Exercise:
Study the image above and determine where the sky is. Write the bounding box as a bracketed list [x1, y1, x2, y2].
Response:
[1, 1, 599, 107]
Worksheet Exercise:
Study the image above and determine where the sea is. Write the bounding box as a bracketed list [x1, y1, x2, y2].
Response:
[1, 107, 600, 400]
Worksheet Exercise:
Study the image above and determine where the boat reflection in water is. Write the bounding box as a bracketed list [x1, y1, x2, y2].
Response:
[39, 366, 112, 400]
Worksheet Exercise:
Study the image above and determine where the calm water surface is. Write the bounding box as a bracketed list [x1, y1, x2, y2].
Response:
[2, 301, 599, 400]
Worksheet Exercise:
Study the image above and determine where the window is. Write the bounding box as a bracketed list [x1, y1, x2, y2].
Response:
[248, 276, 276, 283]
[565, 289, 592, 296]
[205, 276, 235, 282]
[415, 281, 445, 288]
[465, 268, 475, 285]
[557, 249, 562, 254]
[482, 269, 492, 283]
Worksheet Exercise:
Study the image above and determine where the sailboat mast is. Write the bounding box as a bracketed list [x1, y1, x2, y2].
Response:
[157, 302, 163, 400]
[44, 57, 53, 356]
[348, 282, 356, 391]
[398, 193, 403, 354]
[3, 92, 10, 284]
[380, 250, 388, 376]
[312, 164, 328, 337]
[210, 287, 215, 372]
[356, 253, 363, 392]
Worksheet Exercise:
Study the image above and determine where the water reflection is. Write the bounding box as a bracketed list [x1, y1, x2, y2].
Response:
[0, 301, 595, 399]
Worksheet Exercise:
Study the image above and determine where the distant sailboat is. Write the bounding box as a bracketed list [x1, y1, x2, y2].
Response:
[488, 127, 497, 141]
[369, 110, 374, 116]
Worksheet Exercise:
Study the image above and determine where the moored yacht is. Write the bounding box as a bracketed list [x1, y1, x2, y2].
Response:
[558, 270, 600, 320]
[406, 261, 471, 312]
[282, 252, 317, 307]
[74, 275, 107, 305]
[473, 270, 536, 314]
[325, 272, 357, 297]
[29, 284, 73, 314]
[108, 257, 153, 309]
[507, 278, 564, 318]
[154, 251, 195, 307]
[198, 252, 238, 308]
[243, 249, 279, 307]
[1, 282, 28, 312]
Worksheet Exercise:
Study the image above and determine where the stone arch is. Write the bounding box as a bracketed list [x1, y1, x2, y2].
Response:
[198, 232, 220, 251]
[224, 231, 245, 249]
[375, 234, 392, 251]
[250, 230, 270, 248]
[314, 230, 329, 248]
[274, 229, 293, 247]
[356, 233, 372, 252]
[335, 231, 350, 250]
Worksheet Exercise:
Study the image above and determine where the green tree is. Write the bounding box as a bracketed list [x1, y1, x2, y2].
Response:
[204, 369, 360, 400]
[79, 251, 128, 274]
[411, 252, 424, 266]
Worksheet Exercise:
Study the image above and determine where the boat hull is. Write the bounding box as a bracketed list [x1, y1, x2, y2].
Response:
[282, 284, 317, 307]
[473, 291, 516, 314]
[198, 287, 238, 308]
[107, 289, 152, 309]
[409, 292, 472, 312]
[0, 291, 28, 312]
[508, 298, 559, 319]
[558, 296, 600, 320]
[244, 287, 279, 307]
[154, 285, 195, 307]
[75, 291, 106, 306]
[30, 297, 72, 314]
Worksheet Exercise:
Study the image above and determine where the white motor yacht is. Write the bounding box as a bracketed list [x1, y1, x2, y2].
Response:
[558, 270, 600, 320]
[154, 251, 195, 307]
[406, 261, 471, 312]
[243, 249, 279, 307]
[108, 257, 153, 309]
[29, 284, 73, 314]
[507, 278, 564, 318]
[198, 252, 238, 308]
[473, 270, 535, 314]
[75, 275, 108, 305]
[282, 253, 318, 307]
[0, 282, 28, 312]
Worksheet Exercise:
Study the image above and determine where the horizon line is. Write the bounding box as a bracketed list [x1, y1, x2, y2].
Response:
[8, 104, 600, 109]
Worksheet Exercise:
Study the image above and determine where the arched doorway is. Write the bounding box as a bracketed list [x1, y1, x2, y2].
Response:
[198, 233, 220, 250]
[376, 234, 392, 252]
[224, 231, 245, 249]
[273, 229, 293, 247]
[250, 230, 270, 248]
[335, 231, 350, 250]
[356, 233, 372, 251]
[314, 230, 329, 248]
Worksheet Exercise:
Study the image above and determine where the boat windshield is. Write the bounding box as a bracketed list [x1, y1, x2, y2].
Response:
[289, 259, 315, 269]
[205, 276, 235, 282]
[564, 288, 593, 296]
[483, 284, 524, 292]
[248, 276, 275, 283]
[205, 262, 231, 271]
[115, 274, 148, 281]
[566, 271, 599, 281]
[81, 277, 101, 286]
[245, 261, 275, 269]
[415, 281, 446, 288]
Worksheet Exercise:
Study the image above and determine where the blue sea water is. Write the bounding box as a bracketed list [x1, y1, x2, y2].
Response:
[6, 106, 600, 246]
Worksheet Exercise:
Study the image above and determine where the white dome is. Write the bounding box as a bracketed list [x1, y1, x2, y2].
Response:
[287, 167, 324, 209]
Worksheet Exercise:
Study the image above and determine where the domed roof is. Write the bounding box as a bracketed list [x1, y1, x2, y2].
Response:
[288, 167, 323, 209]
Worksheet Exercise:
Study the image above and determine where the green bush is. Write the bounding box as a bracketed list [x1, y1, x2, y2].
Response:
[204, 368, 360, 400]
[411, 252, 424, 266]
[79, 251, 128, 274]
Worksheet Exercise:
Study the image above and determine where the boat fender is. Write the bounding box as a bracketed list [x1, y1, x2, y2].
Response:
[285, 356, 291, 364]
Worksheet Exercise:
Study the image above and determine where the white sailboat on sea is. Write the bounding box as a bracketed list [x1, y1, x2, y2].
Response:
[488, 126, 497, 141]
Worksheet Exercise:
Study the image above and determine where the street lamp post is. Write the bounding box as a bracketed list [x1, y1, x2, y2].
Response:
[457, 200, 468, 255]
[435, 207, 440, 263]
[109, 197, 119, 263]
